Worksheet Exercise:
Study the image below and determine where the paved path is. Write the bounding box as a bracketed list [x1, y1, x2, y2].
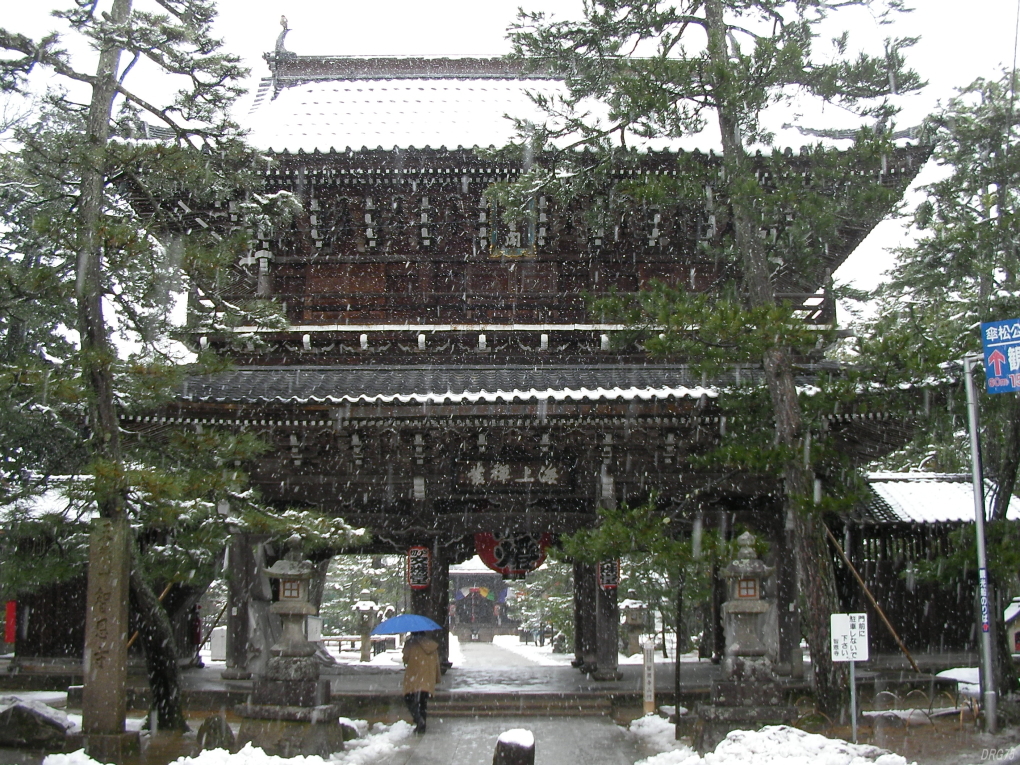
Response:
[457, 641, 541, 668]
[382, 717, 645, 765]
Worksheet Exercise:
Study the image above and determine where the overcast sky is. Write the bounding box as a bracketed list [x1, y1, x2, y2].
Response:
[5, 0, 1019, 293]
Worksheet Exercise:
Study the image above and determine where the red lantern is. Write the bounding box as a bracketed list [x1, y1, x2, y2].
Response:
[407, 546, 431, 590]
[475, 533, 551, 578]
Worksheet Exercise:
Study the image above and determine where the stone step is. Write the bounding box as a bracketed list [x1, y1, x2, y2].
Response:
[430, 695, 612, 717]
[432, 708, 608, 717]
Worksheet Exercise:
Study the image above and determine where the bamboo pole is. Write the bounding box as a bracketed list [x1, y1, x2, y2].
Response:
[125, 582, 174, 650]
[823, 523, 921, 674]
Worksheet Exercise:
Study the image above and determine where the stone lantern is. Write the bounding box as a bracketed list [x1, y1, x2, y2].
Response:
[693, 530, 796, 753]
[264, 534, 318, 658]
[721, 530, 774, 681]
[352, 589, 378, 663]
[618, 590, 648, 657]
[238, 535, 343, 758]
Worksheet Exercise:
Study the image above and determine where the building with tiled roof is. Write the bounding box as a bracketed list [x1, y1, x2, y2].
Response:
[154, 36, 937, 679]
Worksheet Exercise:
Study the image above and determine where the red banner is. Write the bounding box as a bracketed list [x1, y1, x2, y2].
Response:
[475, 533, 551, 577]
[4, 601, 15, 644]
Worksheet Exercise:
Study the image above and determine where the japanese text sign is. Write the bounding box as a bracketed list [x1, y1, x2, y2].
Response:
[830, 612, 869, 662]
[407, 546, 431, 591]
[598, 559, 620, 590]
[981, 319, 1020, 394]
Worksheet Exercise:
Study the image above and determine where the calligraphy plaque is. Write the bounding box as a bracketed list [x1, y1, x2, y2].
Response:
[457, 461, 565, 489]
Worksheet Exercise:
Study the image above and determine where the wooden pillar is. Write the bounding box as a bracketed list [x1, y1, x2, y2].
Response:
[572, 560, 596, 670]
[82, 517, 138, 761]
[409, 542, 450, 668]
[222, 533, 256, 680]
[594, 575, 620, 680]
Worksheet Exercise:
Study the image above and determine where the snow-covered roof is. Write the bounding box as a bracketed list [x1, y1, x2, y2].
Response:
[0, 485, 93, 523]
[247, 77, 565, 153]
[449, 555, 499, 575]
[865, 473, 1020, 524]
[180, 365, 717, 405]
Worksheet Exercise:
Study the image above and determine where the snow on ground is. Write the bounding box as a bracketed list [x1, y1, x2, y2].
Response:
[41, 720, 414, 765]
[625, 719, 916, 765]
[490, 634, 574, 665]
[489, 633, 700, 667]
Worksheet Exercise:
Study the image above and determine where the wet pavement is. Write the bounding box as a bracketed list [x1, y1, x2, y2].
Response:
[457, 641, 541, 668]
[382, 716, 645, 765]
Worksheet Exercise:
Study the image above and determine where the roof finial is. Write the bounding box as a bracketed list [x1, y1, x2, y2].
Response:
[275, 15, 290, 55]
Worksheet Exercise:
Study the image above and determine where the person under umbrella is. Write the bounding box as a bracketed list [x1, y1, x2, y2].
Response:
[402, 630, 441, 733]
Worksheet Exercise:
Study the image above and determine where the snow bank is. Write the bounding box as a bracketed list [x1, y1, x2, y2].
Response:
[628, 714, 687, 754]
[632, 725, 915, 765]
[42, 720, 414, 765]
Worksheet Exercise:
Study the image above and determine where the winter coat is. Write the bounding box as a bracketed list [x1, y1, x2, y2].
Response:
[402, 634, 441, 694]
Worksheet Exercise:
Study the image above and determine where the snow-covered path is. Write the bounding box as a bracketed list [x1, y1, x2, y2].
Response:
[456, 640, 541, 668]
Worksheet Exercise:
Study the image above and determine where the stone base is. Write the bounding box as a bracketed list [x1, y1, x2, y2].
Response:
[253, 656, 330, 706]
[253, 678, 330, 706]
[236, 716, 346, 758]
[221, 667, 252, 680]
[84, 732, 141, 763]
[693, 703, 798, 753]
[590, 668, 622, 681]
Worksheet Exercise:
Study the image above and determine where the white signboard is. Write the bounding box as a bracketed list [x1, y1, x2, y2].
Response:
[306, 615, 323, 643]
[210, 626, 227, 662]
[830, 612, 869, 662]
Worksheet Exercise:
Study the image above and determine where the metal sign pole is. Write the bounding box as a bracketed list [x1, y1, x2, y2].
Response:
[964, 353, 997, 733]
[850, 659, 857, 744]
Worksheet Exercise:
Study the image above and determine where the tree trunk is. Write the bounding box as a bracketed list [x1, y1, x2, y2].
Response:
[703, 0, 844, 719]
[129, 545, 187, 732]
[78, 0, 132, 517]
[75, 0, 186, 731]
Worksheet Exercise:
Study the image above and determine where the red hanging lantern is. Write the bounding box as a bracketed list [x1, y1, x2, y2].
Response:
[407, 546, 431, 590]
[475, 532, 551, 578]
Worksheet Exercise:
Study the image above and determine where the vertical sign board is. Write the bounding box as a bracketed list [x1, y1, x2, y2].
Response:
[407, 546, 431, 591]
[82, 517, 131, 737]
[830, 612, 869, 662]
[642, 641, 656, 714]
[981, 318, 1020, 394]
[831, 612, 868, 744]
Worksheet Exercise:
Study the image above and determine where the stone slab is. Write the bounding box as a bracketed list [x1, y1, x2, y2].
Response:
[237, 703, 343, 723]
[709, 681, 787, 706]
[236, 718, 346, 758]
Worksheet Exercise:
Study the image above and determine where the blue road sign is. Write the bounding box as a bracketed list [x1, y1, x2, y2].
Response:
[981, 318, 1020, 394]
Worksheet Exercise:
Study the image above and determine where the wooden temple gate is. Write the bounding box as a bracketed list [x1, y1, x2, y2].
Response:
[141, 52, 930, 680]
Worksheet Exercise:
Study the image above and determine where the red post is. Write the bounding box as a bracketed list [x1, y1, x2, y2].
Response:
[4, 601, 16, 644]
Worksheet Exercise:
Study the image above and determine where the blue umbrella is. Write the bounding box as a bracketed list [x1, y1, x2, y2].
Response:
[371, 613, 442, 635]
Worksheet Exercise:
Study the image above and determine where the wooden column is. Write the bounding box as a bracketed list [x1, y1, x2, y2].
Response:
[222, 533, 256, 680]
[572, 560, 596, 671]
[409, 543, 450, 667]
[593, 575, 620, 680]
[82, 517, 138, 761]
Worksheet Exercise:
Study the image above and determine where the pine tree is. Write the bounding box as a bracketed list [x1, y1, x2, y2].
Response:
[506, 0, 922, 717]
[856, 71, 1020, 694]
[0, 0, 318, 730]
